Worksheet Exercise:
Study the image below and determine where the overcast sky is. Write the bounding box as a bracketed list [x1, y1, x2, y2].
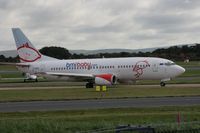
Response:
[1, 0, 200, 51]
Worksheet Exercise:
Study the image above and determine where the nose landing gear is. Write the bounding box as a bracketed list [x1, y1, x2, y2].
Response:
[160, 78, 170, 87]
[160, 82, 166, 87]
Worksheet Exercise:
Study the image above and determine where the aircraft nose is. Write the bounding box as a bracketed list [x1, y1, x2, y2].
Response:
[176, 65, 185, 75]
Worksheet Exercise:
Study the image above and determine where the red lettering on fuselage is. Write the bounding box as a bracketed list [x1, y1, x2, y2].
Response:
[133, 60, 150, 78]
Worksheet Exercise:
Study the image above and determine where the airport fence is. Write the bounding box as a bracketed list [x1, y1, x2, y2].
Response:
[115, 125, 200, 133]
[82, 121, 200, 133]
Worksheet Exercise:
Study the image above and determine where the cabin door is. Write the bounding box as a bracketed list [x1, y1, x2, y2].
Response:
[152, 63, 158, 72]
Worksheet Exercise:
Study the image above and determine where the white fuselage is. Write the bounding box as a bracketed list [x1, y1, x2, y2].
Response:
[11, 28, 186, 86]
[17, 57, 185, 82]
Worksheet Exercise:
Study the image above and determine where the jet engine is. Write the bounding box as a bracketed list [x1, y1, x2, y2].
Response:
[95, 74, 117, 85]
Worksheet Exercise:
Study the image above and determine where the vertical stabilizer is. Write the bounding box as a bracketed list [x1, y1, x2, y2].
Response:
[12, 28, 57, 62]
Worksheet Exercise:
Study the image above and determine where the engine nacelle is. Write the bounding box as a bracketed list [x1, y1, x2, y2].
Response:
[95, 74, 117, 85]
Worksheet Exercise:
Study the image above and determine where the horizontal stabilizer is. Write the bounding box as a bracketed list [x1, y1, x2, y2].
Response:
[0, 62, 30, 67]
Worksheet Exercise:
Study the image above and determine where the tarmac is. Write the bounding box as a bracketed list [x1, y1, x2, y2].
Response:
[0, 96, 199, 112]
[0, 83, 200, 90]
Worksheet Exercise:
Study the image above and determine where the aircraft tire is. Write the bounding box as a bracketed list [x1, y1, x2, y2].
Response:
[86, 83, 94, 88]
[160, 82, 166, 87]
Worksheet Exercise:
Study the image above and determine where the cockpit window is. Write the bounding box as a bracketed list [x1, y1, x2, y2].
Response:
[165, 62, 176, 66]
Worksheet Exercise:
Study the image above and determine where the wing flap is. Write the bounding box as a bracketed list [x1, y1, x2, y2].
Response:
[45, 72, 94, 78]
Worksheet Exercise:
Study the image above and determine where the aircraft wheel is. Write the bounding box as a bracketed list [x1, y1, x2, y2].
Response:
[35, 79, 38, 82]
[160, 82, 166, 87]
[24, 79, 26, 82]
[86, 82, 94, 88]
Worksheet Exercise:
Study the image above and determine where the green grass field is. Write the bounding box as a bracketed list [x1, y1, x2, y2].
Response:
[0, 61, 199, 133]
[0, 61, 200, 85]
[176, 61, 200, 67]
[181, 69, 200, 77]
[0, 65, 18, 70]
[0, 61, 200, 87]
[0, 85, 199, 102]
[0, 61, 199, 78]
[0, 106, 199, 133]
[138, 77, 200, 84]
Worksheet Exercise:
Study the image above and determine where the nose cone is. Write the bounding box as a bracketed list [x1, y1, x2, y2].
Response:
[176, 65, 185, 76]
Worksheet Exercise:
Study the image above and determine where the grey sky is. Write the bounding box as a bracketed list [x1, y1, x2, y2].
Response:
[1, 0, 200, 51]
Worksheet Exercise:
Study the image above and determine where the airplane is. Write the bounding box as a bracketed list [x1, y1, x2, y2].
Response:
[1, 28, 185, 88]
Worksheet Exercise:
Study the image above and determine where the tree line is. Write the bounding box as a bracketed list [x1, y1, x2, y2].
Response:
[0, 44, 200, 62]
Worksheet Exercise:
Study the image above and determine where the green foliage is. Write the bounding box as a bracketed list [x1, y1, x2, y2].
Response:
[0, 55, 19, 62]
[39, 46, 72, 59]
[152, 44, 200, 61]
[73, 44, 200, 61]
[1, 44, 200, 62]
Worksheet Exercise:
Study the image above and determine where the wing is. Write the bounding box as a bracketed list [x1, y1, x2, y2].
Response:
[44, 72, 117, 85]
[45, 72, 94, 80]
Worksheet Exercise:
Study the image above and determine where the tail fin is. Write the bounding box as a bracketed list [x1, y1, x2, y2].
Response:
[12, 28, 57, 63]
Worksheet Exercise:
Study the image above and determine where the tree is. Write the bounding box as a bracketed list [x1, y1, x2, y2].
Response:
[39, 46, 72, 59]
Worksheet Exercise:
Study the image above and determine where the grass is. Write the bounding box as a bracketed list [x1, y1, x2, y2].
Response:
[138, 77, 200, 84]
[0, 65, 17, 70]
[181, 69, 200, 77]
[0, 106, 199, 132]
[0, 61, 199, 83]
[0, 60, 199, 102]
[0, 62, 199, 132]
[176, 61, 200, 67]
[0, 85, 199, 102]
[0, 61, 200, 84]
[0, 64, 23, 78]
[0, 72, 23, 78]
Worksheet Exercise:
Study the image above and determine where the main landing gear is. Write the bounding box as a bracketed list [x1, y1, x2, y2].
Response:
[160, 82, 166, 87]
[24, 78, 38, 82]
[86, 82, 94, 88]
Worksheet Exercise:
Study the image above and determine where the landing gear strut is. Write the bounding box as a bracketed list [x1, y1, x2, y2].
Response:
[24, 78, 38, 82]
[160, 82, 166, 87]
[86, 82, 94, 88]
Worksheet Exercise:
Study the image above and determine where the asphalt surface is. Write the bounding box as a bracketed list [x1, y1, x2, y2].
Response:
[0, 96, 199, 112]
[0, 83, 200, 90]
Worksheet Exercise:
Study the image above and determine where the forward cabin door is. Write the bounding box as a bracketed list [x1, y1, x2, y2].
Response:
[152, 63, 159, 72]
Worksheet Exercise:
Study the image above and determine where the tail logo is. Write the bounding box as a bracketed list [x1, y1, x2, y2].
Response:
[17, 42, 41, 62]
